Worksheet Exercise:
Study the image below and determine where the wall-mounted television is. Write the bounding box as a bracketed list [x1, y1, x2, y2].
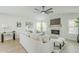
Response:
[50, 18, 61, 25]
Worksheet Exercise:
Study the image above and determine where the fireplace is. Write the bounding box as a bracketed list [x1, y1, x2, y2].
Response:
[51, 30, 60, 35]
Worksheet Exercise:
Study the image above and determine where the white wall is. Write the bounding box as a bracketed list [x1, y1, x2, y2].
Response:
[61, 13, 79, 41]
[0, 14, 34, 41]
[20, 13, 79, 41]
[0, 14, 31, 32]
[0, 15, 17, 32]
[0, 12, 79, 41]
[0, 15, 29, 40]
[49, 13, 79, 41]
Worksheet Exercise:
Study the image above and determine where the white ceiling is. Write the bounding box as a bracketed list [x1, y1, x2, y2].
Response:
[0, 6, 79, 16]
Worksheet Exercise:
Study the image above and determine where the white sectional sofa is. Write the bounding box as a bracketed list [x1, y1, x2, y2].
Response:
[19, 28, 65, 53]
[19, 31, 54, 53]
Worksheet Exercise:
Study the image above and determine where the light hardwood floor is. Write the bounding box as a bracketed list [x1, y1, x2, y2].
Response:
[0, 39, 27, 53]
[0, 39, 79, 53]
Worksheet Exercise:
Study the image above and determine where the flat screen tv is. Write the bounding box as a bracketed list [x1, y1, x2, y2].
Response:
[50, 18, 61, 25]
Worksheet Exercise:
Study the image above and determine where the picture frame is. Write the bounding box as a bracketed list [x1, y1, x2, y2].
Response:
[50, 18, 61, 25]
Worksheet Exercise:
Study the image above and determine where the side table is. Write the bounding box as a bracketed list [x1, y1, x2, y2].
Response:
[1, 31, 16, 43]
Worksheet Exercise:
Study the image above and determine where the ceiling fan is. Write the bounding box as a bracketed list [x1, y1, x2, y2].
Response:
[34, 6, 54, 15]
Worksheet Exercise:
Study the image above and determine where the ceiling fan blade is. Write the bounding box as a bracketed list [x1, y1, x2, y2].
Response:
[45, 12, 49, 14]
[45, 11, 53, 14]
[35, 8, 40, 11]
[48, 11, 54, 14]
[46, 8, 53, 11]
[49, 11, 53, 13]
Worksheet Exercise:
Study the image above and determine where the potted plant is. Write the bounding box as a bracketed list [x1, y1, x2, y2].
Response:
[75, 18, 79, 43]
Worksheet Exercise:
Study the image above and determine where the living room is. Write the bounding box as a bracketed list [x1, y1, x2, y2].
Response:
[0, 6, 78, 53]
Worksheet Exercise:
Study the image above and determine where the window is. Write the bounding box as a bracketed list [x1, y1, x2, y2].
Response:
[36, 21, 46, 33]
[69, 19, 78, 34]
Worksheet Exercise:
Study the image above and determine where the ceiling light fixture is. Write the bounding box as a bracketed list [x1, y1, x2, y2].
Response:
[34, 6, 54, 15]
